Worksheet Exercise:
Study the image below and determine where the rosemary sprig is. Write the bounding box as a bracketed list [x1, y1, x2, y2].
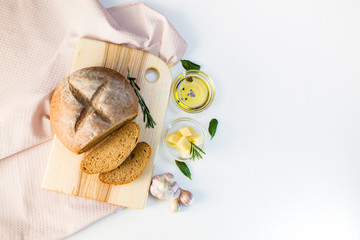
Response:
[189, 141, 205, 161]
[127, 73, 156, 128]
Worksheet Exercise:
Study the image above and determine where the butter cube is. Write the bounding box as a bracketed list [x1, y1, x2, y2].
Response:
[176, 131, 183, 138]
[175, 136, 191, 156]
[166, 132, 181, 145]
[179, 127, 193, 137]
[188, 134, 203, 145]
[188, 126, 197, 136]
[180, 149, 190, 157]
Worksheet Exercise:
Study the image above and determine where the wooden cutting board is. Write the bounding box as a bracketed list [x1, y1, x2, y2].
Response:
[42, 38, 172, 209]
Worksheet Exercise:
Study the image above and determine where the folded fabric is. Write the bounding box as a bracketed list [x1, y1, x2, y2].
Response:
[0, 1, 187, 239]
[0, 0, 186, 160]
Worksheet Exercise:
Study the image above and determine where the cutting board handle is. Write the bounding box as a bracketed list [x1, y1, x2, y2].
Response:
[143, 54, 172, 84]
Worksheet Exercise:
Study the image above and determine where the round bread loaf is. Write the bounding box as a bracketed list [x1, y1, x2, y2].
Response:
[50, 67, 138, 154]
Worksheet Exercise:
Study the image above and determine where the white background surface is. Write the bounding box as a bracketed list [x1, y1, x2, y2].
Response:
[69, 0, 360, 239]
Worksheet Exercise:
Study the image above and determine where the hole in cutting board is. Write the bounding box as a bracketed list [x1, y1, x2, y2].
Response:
[145, 68, 159, 83]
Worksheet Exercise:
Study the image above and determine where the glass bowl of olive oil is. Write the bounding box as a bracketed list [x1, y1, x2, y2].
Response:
[172, 70, 215, 113]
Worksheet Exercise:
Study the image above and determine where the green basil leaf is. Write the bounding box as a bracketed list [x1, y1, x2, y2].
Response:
[181, 60, 201, 71]
[175, 160, 192, 180]
[208, 118, 218, 140]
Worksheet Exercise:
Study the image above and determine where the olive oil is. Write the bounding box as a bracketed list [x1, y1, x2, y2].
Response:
[174, 76, 210, 110]
[172, 70, 215, 113]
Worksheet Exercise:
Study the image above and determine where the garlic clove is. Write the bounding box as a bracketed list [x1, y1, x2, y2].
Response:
[163, 172, 175, 179]
[150, 173, 180, 200]
[173, 187, 181, 200]
[170, 198, 180, 212]
[179, 189, 194, 206]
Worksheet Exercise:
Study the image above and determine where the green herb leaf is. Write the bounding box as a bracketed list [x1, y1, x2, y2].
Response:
[209, 118, 218, 140]
[181, 60, 201, 71]
[175, 160, 192, 180]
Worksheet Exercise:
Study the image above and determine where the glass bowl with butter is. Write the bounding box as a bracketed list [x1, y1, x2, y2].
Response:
[162, 117, 207, 162]
[171, 70, 215, 113]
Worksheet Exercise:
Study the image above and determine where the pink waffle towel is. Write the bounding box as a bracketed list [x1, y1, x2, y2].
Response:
[0, 1, 187, 239]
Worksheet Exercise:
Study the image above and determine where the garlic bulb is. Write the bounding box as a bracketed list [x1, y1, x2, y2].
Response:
[179, 189, 194, 206]
[170, 198, 180, 212]
[150, 173, 180, 200]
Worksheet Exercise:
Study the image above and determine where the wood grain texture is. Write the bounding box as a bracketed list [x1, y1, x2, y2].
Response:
[42, 38, 172, 209]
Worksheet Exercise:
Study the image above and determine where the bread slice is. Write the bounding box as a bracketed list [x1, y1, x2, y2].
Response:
[80, 122, 140, 174]
[99, 142, 152, 185]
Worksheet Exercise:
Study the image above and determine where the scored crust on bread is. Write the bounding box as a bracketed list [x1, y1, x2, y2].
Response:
[80, 122, 140, 174]
[50, 67, 138, 154]
[99, 142, 152, 185]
